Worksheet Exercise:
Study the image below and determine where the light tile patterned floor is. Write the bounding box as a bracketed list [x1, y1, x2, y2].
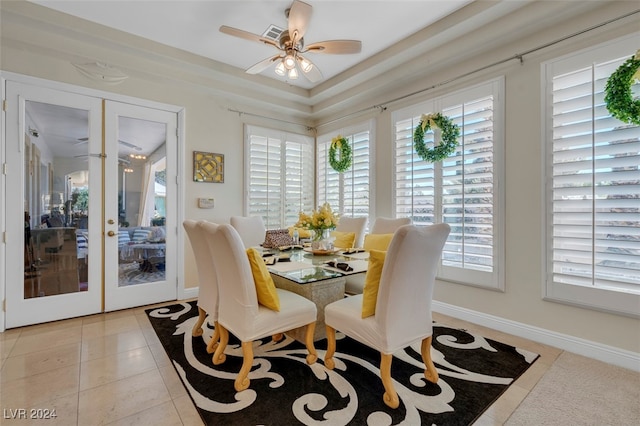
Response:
[0, 298, 614, 425]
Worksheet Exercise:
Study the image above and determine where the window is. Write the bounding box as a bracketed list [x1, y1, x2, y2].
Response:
[393, 78, 504, 289]
[245, 125, 314, 229]
[543, 34, 640, 316]
[317, 122, 373, 218]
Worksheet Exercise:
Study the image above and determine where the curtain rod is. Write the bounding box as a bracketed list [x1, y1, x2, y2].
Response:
[227, 108, 314, 132]
[316, 8, 640, 129]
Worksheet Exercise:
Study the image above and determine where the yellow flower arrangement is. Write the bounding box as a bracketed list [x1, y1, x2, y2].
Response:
[295, 203, 340, 241]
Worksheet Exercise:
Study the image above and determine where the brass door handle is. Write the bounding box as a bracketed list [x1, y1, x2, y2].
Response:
[107, 231, 116, 237]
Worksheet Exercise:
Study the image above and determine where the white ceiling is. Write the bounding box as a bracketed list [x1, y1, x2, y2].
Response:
[15, 0, 616, 157]
[28, 0, 473, 89]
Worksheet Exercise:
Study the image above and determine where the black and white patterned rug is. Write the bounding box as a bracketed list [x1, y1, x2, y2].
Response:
[146, 301, 538, 425]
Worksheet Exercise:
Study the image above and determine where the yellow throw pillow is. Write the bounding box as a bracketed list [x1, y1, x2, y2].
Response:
[362, 249, 386, 318]
[363, 233, 394, 251]
[331, 231, 356, 249]
[246, 248, 280, 311]
[288, 226, 312, 239]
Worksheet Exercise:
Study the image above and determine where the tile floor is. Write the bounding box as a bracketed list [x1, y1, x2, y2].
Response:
[0, 299, 600, 425]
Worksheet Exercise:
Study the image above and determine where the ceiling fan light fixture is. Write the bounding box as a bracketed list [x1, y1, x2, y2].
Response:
[288, 67, 299, 79]
[275, 61, 286, 76]
[283, 53, 296, 70]
[299, 57, 313, 73]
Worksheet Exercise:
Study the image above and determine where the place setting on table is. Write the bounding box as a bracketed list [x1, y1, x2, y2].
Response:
[260, 244, 369, 278]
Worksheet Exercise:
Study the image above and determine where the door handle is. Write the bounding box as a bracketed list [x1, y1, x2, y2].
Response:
[107, 231, 116, 237]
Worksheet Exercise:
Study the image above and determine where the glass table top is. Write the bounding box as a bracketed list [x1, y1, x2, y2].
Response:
[276, 267, 343, 284]
[261, 247, 365, 284]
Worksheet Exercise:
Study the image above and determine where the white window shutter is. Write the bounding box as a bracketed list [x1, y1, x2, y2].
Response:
[246, 126, 314, 229]
[392, 78, 504, 289]
[317, 123, 372, 218]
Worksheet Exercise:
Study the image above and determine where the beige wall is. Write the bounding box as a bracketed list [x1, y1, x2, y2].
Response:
[297, 5, 640, 355]
[1, 1, 638, 356]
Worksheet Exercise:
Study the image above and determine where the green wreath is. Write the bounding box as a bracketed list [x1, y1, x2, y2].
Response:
[604, 54, 640, 126]
[414, 113, 460, 163]
[329, 136, 352, 172]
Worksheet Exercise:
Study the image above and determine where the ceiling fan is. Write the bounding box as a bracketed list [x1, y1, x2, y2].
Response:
[76, 137, 143, 151]
[219, 0, 362, 83]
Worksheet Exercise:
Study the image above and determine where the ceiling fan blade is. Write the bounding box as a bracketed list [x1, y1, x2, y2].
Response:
[77, 137, 141, 151]
[305, 40, 362, 55]
[118, 140, 143, 151]
[287, 0, 312, 43]
[297, 55, 322, 83]
[246, 55, 282, 75]
[219, 25, 279, 48]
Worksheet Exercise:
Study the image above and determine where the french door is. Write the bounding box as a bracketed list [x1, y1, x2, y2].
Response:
[103, 101, 177, 311]
[4, 81, 178, 328]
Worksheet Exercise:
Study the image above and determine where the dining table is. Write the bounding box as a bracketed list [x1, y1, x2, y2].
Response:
[260, 245, 369, 342]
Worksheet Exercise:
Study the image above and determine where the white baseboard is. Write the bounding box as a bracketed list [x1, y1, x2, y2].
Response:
[180, 286, 199, 301]
[432, 301, 640, 372]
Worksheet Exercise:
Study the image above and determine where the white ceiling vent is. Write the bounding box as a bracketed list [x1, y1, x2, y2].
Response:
[262, 25, 284, 42]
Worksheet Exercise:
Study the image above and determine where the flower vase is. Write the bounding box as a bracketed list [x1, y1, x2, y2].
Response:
[311, 229, 334, 251]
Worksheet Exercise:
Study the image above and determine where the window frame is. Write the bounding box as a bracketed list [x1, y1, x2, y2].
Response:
[542, 33, 640, 317]
[392, 77, 505, 290]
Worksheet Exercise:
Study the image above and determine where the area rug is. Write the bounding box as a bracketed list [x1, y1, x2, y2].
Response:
[146, 301, 539, 425]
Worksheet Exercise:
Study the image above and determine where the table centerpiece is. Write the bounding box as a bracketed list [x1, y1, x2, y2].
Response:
[295, 203, 340, 252]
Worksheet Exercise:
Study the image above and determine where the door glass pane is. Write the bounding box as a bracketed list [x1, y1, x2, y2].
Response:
[117, 116, 167, 287]
[24, 101, 90, 298]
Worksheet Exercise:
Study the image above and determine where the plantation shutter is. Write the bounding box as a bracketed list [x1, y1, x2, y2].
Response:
[246, 126, 314, 229]
[317, 143, 340, 209]
[247, 133, 282, 227]
[441, 96, 495, 273]
[549, 54, 640, 293]
[392, 78, 503, 289]
[317, 123, 372, 218]
[394, 115, 435, 224]
[284, 139, 314, 226]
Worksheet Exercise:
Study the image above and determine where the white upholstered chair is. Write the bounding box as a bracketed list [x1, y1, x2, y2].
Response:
[183, 220, 220, 354]
[370, 217, 412, 234]
[344, 216, 413, 294]
[335, 216, 368, 248]
[200, 222, 318, 392]
[324, 223, 451, 408]
[230, 215, 266, 248]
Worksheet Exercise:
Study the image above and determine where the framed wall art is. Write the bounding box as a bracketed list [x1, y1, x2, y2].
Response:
[193, 151, 224, 183]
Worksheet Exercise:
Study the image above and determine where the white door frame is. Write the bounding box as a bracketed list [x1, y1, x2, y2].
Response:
[0, 77, 7, 332]
[0, 72, 186, 331]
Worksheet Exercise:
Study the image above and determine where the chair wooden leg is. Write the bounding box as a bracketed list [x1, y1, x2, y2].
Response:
[421, 336, 439, 383]
[304, 322, 317, 364]
[235, 341, 253, 392]
[324, 325, 336, 370]
[212, 324, 228, 365]
[206, 321, 220, 354]
[380, 353, 399, 408]
[191, 307, 206, 337]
